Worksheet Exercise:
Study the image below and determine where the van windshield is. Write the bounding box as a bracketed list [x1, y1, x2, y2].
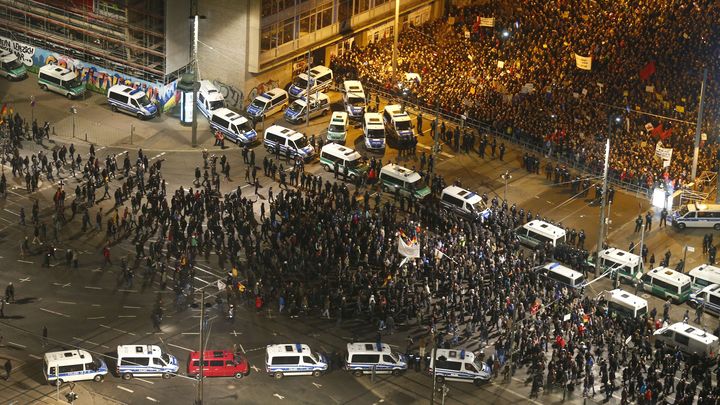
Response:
[395, 121, 411, 131]
[329, 124, 345, 132]
[209, 100, 225, 110]
[251, 99, 268, 109]
[136, 94, 151, 107]
[677, 206, 689, 217]
[4, 59, 22, 70]
[237, 120, 253, 133]
[409, 179, 428, 191]
[89, 358, 102, 371]
[294, 137, 309, 149]
[348, 96, 365, 106]
[287, 102, 304, 115]
[64, 77, 82, 89]
[367, 128, 384, 139]
[161, 353, 171, 365]
[346, 158, 361, 169]
[293, 76, 308, 89]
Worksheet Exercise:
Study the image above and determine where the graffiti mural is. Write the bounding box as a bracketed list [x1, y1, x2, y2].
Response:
[24, 45, 179, 112]
[212, 80, 244, 110]
[246, 79, 280, 104]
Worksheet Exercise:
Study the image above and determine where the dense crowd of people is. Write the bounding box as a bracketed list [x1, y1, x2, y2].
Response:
[331, 0, 720, 192]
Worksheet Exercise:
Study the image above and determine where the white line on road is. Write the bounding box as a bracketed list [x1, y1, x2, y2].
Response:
[118, 315, 137, 318]
[28, 354, 42, 359]
[39, 308, 70, 318]
[7, 341, 27, 349]
[118, 289, 137, 293]
[16, 259, 34, 264]
[3, 208, 18, 216]
[167, 343, 194, 352]
[181, 332, 199, 335]
[57, 301, 76, 305]
[312, 382, 322, 388]
[146, 397, 159, 402]
[239, 343, 245, 353]
[251, 365, 260, 373]
[99, 324, 111, 329]
[123, 305, 141, 309]
[136, 378, 155, 385]
[273, 394, 285, 400]
[84, 286, 102, 290]
[117, 386, 134, 393]
[87, 316, 105, 320]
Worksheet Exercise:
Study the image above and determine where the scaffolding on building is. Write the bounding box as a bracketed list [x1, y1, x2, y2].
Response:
[0, 0, 167, 83]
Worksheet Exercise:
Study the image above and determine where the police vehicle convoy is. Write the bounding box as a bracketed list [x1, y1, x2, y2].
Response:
[246, 88, 288, 120]
[265, 344, 328, 379]
[38, 63, 86, 99]
[428, 348, 491, 386]
[342, 80, 366, 119]
[43, 350, 108, 385]
[383, 104, 415, 145]
[107, 84, 158, 119]
[283, 92, 330, 124]
[288, 66, 333, 99]
[116, 344, 179, 380]
[197, 80, 226, 118]
[344, 342, 408, 376]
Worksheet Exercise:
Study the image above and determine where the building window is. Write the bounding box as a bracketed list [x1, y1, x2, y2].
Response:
[374, 0, 390, 6]
[318, 2, 334, 29]
[354, 0, 370, 14]
[261, 24, 277, 51]
[299, 10, 316, 37]
[280, 17, 295, 45]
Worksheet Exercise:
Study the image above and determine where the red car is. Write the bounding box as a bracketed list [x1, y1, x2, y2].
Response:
[187, 350, 249, 379]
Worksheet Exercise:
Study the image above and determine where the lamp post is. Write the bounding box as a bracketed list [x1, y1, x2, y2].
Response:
[69, 106, 77, 139]
[30, 95, 35, 123]
[501, 170, 512, 202]
[189, 0, 206, 148]
[391, 0, 400, 87]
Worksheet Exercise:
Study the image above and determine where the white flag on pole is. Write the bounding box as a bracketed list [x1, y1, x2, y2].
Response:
[398, 235, 420, 258]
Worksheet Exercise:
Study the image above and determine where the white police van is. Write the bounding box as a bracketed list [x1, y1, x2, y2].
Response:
[688, 264, 720, 292]
[107, 84, 158, 119]
[246, 88, 288, 120]
[515, 220, 566, 249]
[284, 92, 330, 124]
[265, 343, 328, 379]
[429, 348, 491, 386]
[440, 185, 490, 221]
[379, 163, 431, 200]
[319, 143, 367, 181]
[209, 108, 258, 146]
[343, 80, 366, 119]
[383, 105, 415, 144]
[690, 284, 720, 316]
[116, 344, 178, 380]
[288, 66, 333, 99]
[263, 125, 316, 161]
[653, 322, 720, 356]
[43, 349, 108, 386]
[598, 247, 642, 282]
[197, 80, 225, 118]
[38, 64, 85, 99]
[542, 262, 586, 289]
[363, 112, 385, 150]
[344, 342, 407, 376]
[0, 50, 27, 80]
[327, 111, 348, 144]
[672, 203, 720, 230]
[602, 289, 648, 319]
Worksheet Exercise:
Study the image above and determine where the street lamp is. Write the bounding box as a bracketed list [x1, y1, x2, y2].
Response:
[69, 106, 77, 139]
[189, 1, 206, 148]
[501, 170, 512, 202]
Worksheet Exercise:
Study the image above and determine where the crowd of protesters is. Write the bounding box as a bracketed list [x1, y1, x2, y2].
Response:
[331, 0, 720, 193]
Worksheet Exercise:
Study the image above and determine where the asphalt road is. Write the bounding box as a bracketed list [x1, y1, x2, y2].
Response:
[0, 75, 717, 405]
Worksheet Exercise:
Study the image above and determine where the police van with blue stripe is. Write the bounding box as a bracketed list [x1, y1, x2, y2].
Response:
[429, 348, 491, 386]
[107, 84, 158, 119]
[265, 343, 328, 379]
[197, 80, 226, 118]
[209, 108, 258, 146]
[44, 349, 108, 385]
[116, 344, 178, 380]
[344, 342, 407, 377]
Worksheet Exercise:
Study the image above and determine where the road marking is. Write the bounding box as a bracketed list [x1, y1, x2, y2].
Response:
[136, 378, 155, 385]
[17, 259, 34, 264]
[84, 286, 102, 290]
[123, 305, 141, 309]
[39, 308, 70, 318]
[3, 209, 18, 216]
[28, 354, 42, 359]
[52, 282, 71, 288]
[168, 343, 194, 352]
[146, 397, 159, 403]
[312, 382, 322, 388]
[117, 386, 134, 393]
[19, 277, 30, 282]
[118, 289, 137, 293]
[239, 344, 245, 353]
[273, 394, 285, 400]
[118, 315, 137, 318]
[57, 301, 76, 305]
[251, 365, 260, 373]
[87, 316, 105, 320]
[91, 304, 102, 307]
[73, 337, 99, 346]
[7, 341, 27, 349]
[231, 330, 242, 337]
[181, 332, 199, 335]
[99, 324, 111, 329]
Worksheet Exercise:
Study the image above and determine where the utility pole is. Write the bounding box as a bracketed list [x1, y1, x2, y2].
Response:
[190, 0, 200, 148]
[195, 291, 205, 405]
[502, 170, 512, 202]
[392, 0, 400, 87]
[305, 50, 311, 130]
[429, 98, 440, 191]
[691, 68, 708, 181]
[430, 347, 436, 404]
[594, 138, 610, 278]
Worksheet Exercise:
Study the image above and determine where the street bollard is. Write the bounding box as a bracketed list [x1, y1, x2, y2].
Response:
[371, 365, 376, 383]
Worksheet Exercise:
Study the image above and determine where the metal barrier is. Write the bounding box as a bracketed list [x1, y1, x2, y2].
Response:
[357, 79, 653, 198]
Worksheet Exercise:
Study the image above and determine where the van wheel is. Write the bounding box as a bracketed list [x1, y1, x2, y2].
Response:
[274, 372, 283, 379]
[474, 379, 485, 387]
[66, 93, 73, 100]
[93, 374, 104, 382]
[677, 223, 686, 230]
[323, 164, 331, 172]
[122, 372, 133, 380]
[162, 372, 171, 379]
[714, 223, 720, 230]
[353, 370, 363, 377]
[234, 372, 244, 379]
[322, 109, 328, 116]
[40, 84, 48, 91]
[312, 370, 322, 377]
[53, 378, 64, 386]
[136, 112, 143, 119]
[435, 375, 444, 383]
[111, 105, 118, 112]
[391, 369, 401, 376]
